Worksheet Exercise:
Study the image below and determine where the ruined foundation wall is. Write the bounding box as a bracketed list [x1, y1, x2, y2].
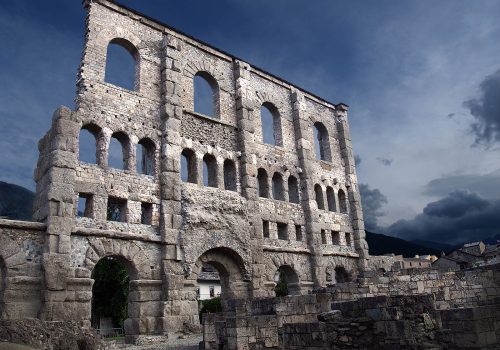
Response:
[202, 265, 500, 349]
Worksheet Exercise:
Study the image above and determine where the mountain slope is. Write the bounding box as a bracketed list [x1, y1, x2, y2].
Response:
[410, 239, 454, 253]
[0, 181, 34, 221]
[366, 231, 441, 257]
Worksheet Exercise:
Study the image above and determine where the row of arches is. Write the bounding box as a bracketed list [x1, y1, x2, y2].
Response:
[180, 149, 237, 191]
[314, 185, 348, 213]
[104, 38, 335, 162]
[257, 169, 300, 203]
[79, 124, 156, 175]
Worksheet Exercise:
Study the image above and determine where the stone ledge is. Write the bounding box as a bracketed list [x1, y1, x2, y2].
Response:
[0, 219, 46, 231]
[263, 245, 311, 255]
[73, 226, 162, 243]
[184, 109, 237, 129]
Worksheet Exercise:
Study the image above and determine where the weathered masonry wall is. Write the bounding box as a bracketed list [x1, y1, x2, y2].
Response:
[0, 0, 369, 341]
[202, 265, 500, 349]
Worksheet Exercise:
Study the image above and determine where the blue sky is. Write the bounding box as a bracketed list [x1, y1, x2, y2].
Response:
[0, 0, 499, 244]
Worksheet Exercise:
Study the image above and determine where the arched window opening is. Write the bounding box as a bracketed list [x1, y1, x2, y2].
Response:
[223, 159, 237, 191]
[274, 265, 300, 296]
[334, 266, 350, 283]
[338, 189, 348, 213]
[194, 72, 219, 118]
[79, 124, 101, 164]
[326, 187, 336, 212]
[104, 38, 139, 91]
[314, 184, 325, 210]
[136, 138, 155, 176]
[272, 173, 285, 201]
[108, 132, 130, 170]
[202, 154, 218, 188]
[313, 122, 331, 162]
[257, 168, 269, 198]
[181, 149, 197, 184]
[288, 176, 300, 204]
[91, 256, 132, 332]
[260, 103, 282, 146]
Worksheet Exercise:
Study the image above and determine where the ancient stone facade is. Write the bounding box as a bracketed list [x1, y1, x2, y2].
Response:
[0, 0, 369, 340]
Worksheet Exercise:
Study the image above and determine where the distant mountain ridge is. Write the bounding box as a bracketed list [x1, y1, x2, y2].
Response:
[0, 181, 34, 221]
[365, 231, 441, 257]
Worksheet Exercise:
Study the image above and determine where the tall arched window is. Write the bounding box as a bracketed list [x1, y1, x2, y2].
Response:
[136, 138, 155, 176]
[105, 38, 139, 91]
[326, 186, 336, 212]
[338, 189, 348, 213]
[260, 103, 282, 146]
[313, 122, 331, 161]
[79, 124, 101, 164]
[334, 266, 349, 283]
[288, 176, 300, 204]
[272, 173, 285, 201]
[314, 184, 325, 210]
[181, 149, 197, 183]
[223, 159, 237, 191]
[202, 154, 218, 187]
[108, 132, 130, 170]
[257, 168, 269, 198]
[194, 72, 219, 118]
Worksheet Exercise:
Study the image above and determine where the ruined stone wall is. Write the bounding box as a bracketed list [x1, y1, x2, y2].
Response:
[0, 220, 44, 320]
[0, 0, 368, 339]
[202, 265, 500, 349]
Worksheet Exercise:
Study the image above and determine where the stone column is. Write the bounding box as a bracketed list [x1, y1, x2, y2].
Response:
[290, 89, 324, 287]
[158, 33, 195, 335]
[33, 106, 82, 321]
[335, 104, 369, 271]
[233, 60, 267, 297]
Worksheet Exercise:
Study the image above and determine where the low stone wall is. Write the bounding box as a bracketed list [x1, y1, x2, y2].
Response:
[201, 265, 500, 349]
[323, 264, 500, 309]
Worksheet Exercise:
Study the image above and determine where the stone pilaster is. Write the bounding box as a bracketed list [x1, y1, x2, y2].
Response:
[335, 104, 369, 270]
[233, 60, 266, 298]
[290, 89, 324, 288]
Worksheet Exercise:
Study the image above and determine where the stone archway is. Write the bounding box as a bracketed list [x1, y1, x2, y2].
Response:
[186, 247, 251, 322]
[91, 255, 135, 336]
[83, 238, 161, 340]
[274, 265, 300, 296]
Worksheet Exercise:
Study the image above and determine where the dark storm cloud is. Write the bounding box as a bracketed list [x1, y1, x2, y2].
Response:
[463, 69, 500, 147]
[388, 191, 500, 245]
[424, 170, 500, 200]
[376, 157, 393, 166]
[359, 183, 388, 232]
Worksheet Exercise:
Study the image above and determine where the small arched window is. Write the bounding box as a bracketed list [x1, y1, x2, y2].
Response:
[108, 132, 130, 170]
[326, 187, 336, 212]
[338, 189, 348, 213]
[314, 184, 325, 210]
[288, 176, 300, 204]
[79, 124, 101, 164]
[313, 122, 331, 162]
[105, 38, 139, 91]
[223, 159, 237, 191]
[194, 72, 219, 118]
[181, 149, 197, 183]
[272, 173, 285, 201]
[257, 168, 269, 198]
[334, 266, 349, 283]
[260, 103, 282, 146]
[202, 154, 218, 187]
[136, 138, 155, 176]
